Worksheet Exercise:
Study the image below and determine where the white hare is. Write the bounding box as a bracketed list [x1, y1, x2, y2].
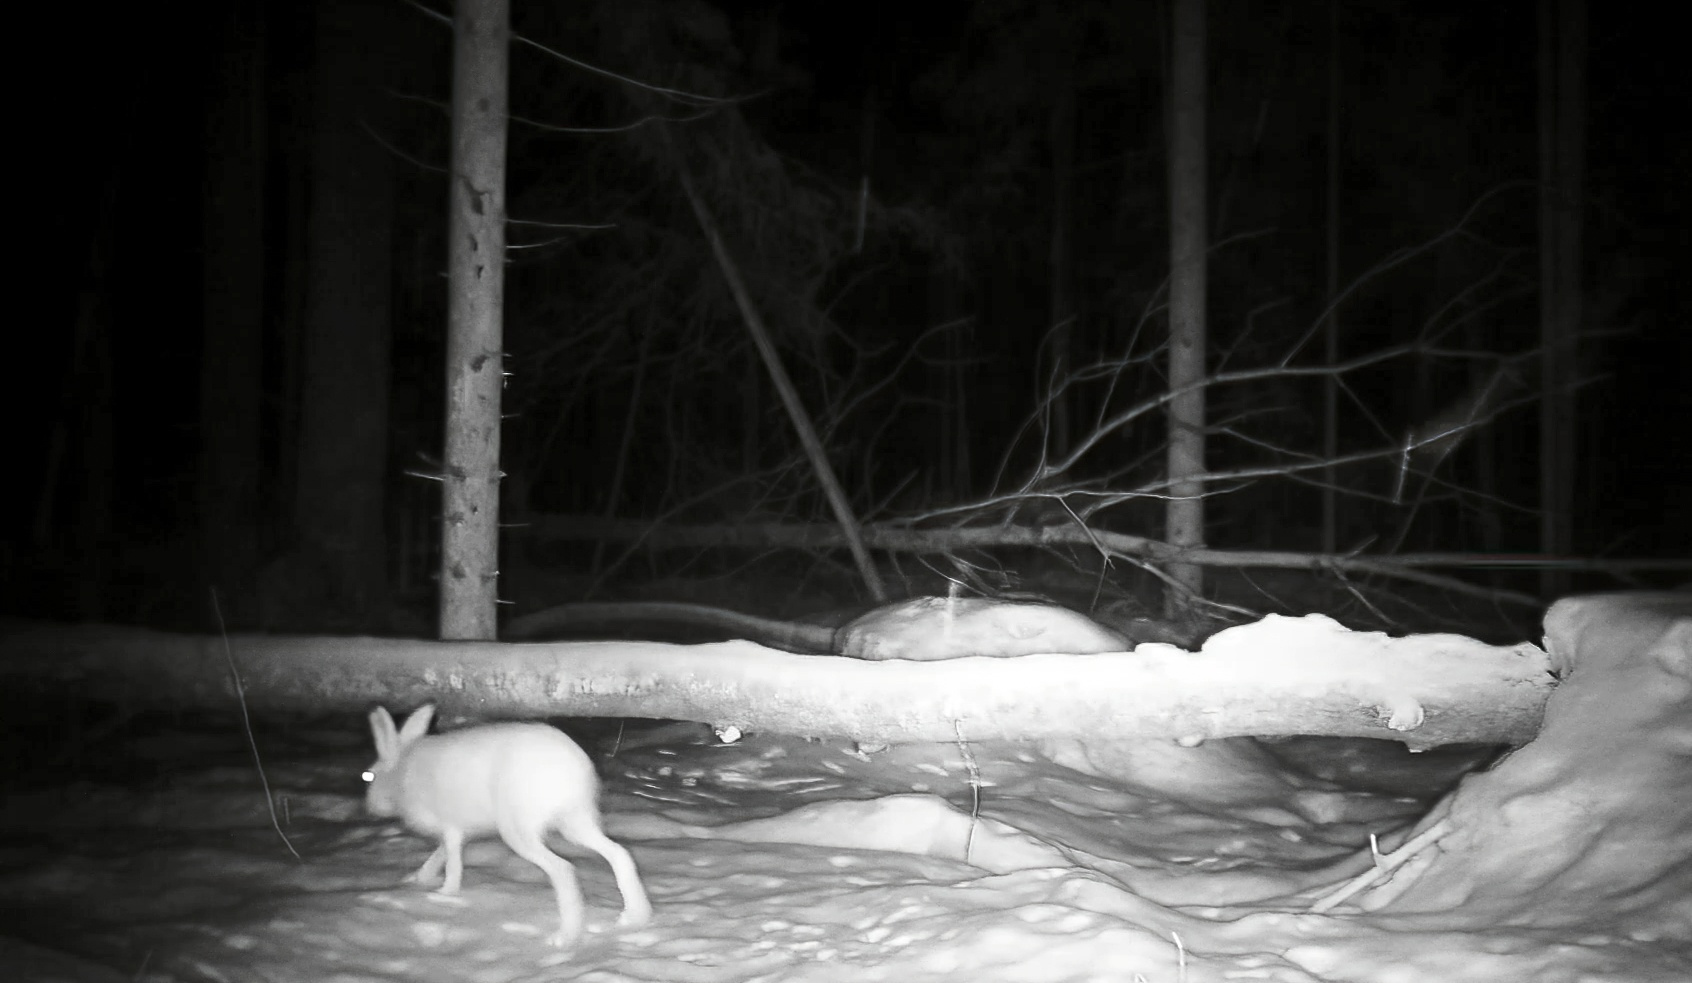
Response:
[364, 705, 652, 947]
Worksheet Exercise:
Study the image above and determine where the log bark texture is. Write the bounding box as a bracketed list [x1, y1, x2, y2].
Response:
[0, 617, 1550, 748]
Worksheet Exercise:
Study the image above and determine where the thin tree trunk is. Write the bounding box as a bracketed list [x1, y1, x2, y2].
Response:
[1165, 0, 1208, 615]
[40, 115, 133, 620]
[1322, 0, 1341, 557]
[39, 161, 122, 555]
[294, 0, 396, 621]
[1469, 324, 1504, 556]
[73, 321, 115, 623]
[1538, 0, 1584, 598]
[592, 319, 653, 573]
[439, 0, 510, 640]
[944, 287, 971, 500]
[742, 344, 761, 476]
[1048, 76, 1077, 457]
[199, 0, 267, 597]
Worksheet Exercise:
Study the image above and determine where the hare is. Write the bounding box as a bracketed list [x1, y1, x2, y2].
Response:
[364, 705, 652, 947]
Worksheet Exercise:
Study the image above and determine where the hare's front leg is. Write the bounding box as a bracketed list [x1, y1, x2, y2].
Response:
[405, 844, 446, 886]
[407, 828, 466, 895]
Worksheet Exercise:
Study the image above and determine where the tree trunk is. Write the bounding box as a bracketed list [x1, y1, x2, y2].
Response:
[1165, 0, 1209, 615]
[293, 0, 396, 620]
[1321, 0, 1342, 557]
[439, 0, 511, 640]
[72, 319, 115, 623]
[931, 276, 971, 500]
[1047, 74, 1077, 457]
[0, 615, 1552, 749]
[1537, 0, 1584, 597]
[199, 0, 267, 598]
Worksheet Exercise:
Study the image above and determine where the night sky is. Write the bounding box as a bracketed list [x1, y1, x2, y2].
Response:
[14, 0, 1690, 629]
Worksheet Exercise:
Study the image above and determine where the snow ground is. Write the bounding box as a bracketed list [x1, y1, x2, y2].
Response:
[1, 595, 1687, 982]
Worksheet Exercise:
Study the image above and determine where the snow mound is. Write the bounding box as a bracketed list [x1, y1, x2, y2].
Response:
[1339, 591, 1692, 937]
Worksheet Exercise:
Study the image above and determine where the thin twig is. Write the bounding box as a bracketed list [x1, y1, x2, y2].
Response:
[211, 590, 301, 862]
[1310, 817, 1453, 912]
[953, 719, 981, 866]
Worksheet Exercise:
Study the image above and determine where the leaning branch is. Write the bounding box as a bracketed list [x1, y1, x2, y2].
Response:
[667, 129, 888, 603]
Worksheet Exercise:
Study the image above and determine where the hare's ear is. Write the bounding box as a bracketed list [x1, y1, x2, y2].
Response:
[369, 707, 399, 760]
[396, 704, 437, 747]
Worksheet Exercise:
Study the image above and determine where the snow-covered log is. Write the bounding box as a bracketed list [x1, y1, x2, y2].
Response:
[0, 615, 1549, 747]
[1311, 591, 1692, 928]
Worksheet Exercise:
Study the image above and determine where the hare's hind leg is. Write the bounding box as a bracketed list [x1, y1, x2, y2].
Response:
[498, 822, 585, 947]
[559, 811, 652, 927]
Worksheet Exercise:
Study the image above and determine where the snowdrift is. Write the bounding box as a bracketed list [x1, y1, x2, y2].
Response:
[0, 591, 1685, 982]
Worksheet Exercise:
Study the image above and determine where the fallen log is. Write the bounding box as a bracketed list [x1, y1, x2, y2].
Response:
[0, 614, 1550, 747]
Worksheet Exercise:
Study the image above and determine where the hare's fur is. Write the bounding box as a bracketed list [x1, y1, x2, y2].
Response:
[365, 705, 652, 946]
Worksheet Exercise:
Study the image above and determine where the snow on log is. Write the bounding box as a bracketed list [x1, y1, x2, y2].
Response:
[1322, 591, 1692, 929]
[0, 614, 1551, 747]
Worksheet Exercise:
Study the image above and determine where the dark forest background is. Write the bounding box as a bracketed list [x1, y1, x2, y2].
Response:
[9, 0, 1689, 638]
